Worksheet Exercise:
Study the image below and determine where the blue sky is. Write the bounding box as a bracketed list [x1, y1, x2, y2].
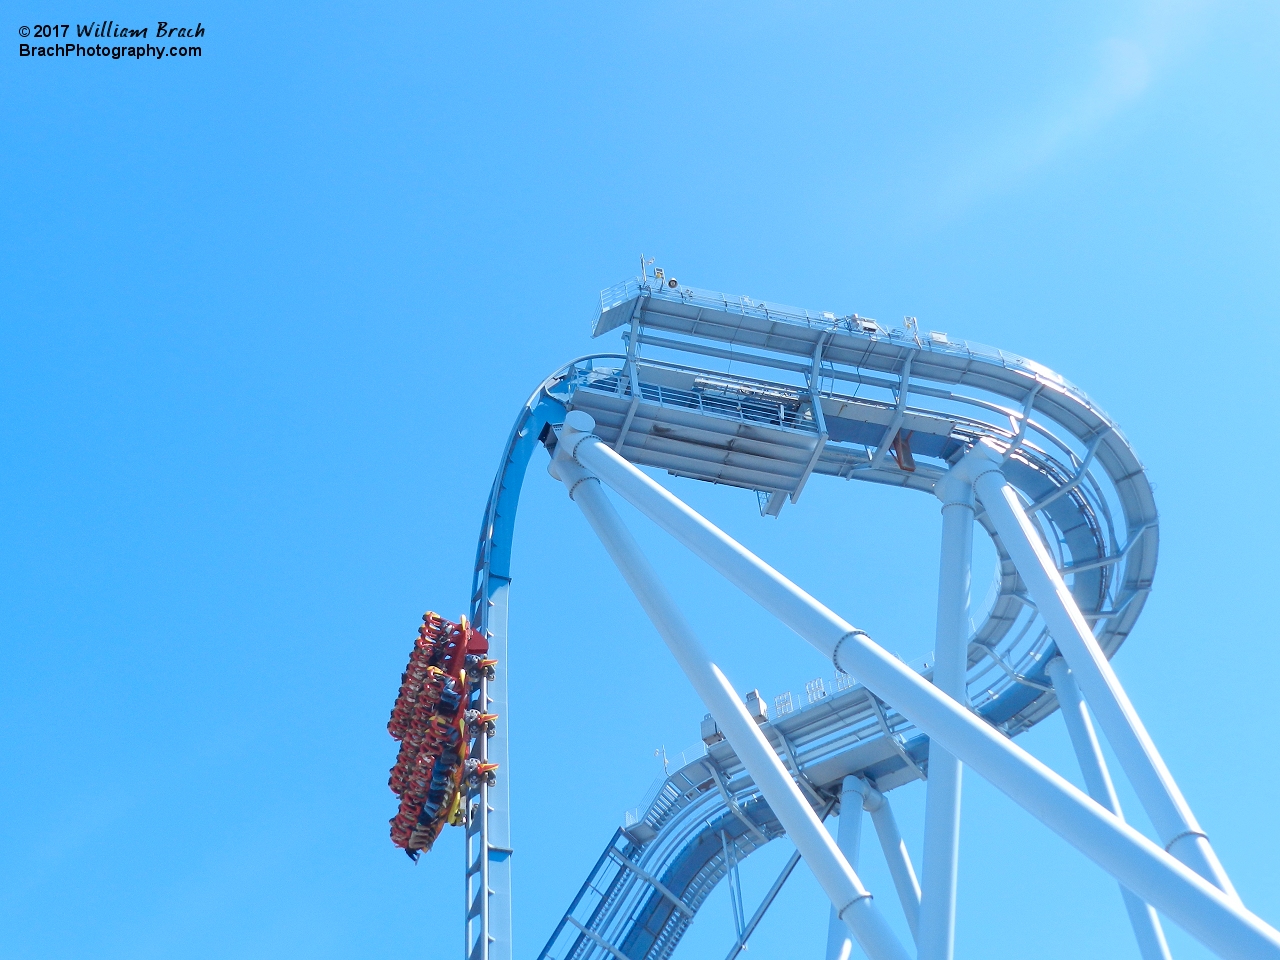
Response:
[3, 2, 1278, 958]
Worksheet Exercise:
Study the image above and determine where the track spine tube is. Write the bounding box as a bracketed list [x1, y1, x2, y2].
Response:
[966, 439, 1238, 899]
[552, 412, 912, 960]
[566, 419, 1280, 960]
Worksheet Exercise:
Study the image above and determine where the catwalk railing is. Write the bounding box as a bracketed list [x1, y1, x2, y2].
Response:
[452, 275, 1274, 960]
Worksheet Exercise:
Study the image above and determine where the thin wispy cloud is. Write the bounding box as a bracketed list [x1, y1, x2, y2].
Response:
[926, 0, 1210, 220]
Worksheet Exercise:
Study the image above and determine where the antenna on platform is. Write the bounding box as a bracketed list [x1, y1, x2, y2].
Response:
[904, 315, 922, 347]
[454, 276, 1275, 960]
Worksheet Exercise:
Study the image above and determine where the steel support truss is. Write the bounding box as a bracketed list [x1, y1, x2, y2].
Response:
[550, 437, 911, 960]
[548, 410, 1280, 960]
[726, 783, 919, 960]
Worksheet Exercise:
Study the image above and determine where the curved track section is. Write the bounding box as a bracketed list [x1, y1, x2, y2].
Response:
[464, 278, 1158, 960]
[537, 679, 927, 960]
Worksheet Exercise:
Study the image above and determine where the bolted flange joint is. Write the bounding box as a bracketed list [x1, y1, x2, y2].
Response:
[832, 630, 873, 677]
[548, 411, 603, 501]
[558, 410, 600, 465]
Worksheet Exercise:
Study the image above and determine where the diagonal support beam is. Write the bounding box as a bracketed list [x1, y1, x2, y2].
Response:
[549, 416, 911, 960]
[1048, 657, 1173, 960]
[826, 776, 867, 960]
[556, 413, 1280, 960]
[864, 783, 921, 939]
[724, 846, 803, 960]
[966, 439, 1237, 899]
[724, 850, 803, 960]
[722, 831, 747, 939]
[724, 797, 838, 960]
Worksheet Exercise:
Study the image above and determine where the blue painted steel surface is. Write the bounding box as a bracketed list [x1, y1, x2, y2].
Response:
[464, 358, 620, 960]
[462, 279, 1162, 960]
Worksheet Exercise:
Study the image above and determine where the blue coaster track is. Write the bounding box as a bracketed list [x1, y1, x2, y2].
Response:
[460, 276, 1159, 960]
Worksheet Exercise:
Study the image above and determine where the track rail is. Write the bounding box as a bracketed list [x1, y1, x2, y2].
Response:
[463, 277, 1158, 960]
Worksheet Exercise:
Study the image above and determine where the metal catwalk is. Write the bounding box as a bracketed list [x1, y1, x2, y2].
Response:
[456, 274, 1275, 960]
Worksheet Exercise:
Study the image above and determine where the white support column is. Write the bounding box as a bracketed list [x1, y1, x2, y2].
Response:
[557, 415, 1280, 960]
[549, 416, 911, 960]
[1047, 657, 1174, 960]
[918, 472, 973, 960]
[966, 440, 1236, 899]
[826, 777, 867, 960]
[864, 784, 921, 940]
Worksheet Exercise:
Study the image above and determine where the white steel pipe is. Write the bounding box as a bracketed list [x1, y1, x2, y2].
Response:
[864, 784, 921, 940]
[918, 473, 972, 960]
[558, 415, 1280, 960]
[549, 440, 910, 960]
[826, 777, 867, 960]
[967, 440, 1237, 898]
[1047, 657, 1173, 960]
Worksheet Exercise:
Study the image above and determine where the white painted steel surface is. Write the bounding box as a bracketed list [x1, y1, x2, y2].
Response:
[461, 277, 1271, 960]
[863, 785, 921, 941]
[560, 416, 1280, 960]
[550, 424, 911, 960]
[967, 440, 1237, 897]
[825, 777, 866, 960]
[918, 471, 973, 960]
[1046, 657, 1173, 960]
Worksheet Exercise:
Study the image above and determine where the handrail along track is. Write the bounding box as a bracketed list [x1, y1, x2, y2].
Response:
[462, 276, 1158, 960]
